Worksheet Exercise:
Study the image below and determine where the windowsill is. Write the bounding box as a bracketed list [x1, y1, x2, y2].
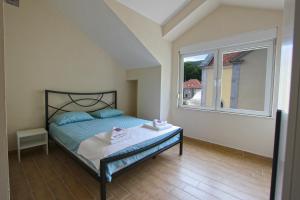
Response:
[178, 105, 274, 119]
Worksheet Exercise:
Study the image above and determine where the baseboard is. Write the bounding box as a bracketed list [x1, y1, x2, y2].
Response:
[183, 136, 273, 162]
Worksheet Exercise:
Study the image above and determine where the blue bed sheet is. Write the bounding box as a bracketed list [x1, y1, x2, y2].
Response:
[49, 115, 181, 181]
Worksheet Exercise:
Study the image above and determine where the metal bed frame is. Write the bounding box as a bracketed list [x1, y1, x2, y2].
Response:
[45, 90, 183, 200]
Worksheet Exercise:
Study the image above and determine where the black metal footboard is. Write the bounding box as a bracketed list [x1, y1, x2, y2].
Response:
[99, 128, 183, 200]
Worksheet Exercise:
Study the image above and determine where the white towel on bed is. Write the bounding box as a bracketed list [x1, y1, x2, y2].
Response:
[153, 119, 168, 127]
[97, 127, 130, 145]
[77, 125, 180, 169]
[111, 127, 127, 139]
[143, 123, 172, 131]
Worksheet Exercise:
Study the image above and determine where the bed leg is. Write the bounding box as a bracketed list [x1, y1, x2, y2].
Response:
[100, 161, 107, 200]
[179, 141, 183, 156]
[179, 130, 183, 156]
[100, 180, 106, 200]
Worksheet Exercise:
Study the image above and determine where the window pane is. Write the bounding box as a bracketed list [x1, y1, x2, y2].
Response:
[220, 48, 268, 111]
[182, 53, 215, 107]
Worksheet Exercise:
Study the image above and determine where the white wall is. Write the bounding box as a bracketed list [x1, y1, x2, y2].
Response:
[127, 67, 161, 120]
[49, 0, 159, 69]
[0, 0, 9, 199]
[170, 6, 283, 157]
[4, 0, 136, 150]
[276, 0, 300, 199]
[105, 0, 172, 120]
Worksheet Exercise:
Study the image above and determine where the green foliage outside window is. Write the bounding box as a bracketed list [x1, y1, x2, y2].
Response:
[184, 62, 202, 81]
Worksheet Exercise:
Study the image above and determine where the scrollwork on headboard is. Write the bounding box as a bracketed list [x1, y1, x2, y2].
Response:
[45, 90, 117, 130]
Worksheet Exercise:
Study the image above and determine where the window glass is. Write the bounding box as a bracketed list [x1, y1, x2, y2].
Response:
[220, 48, 268, 111]
[182, 52, 215, 108]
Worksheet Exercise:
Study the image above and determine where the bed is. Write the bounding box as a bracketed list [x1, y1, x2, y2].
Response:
[45, 90, 183, 200]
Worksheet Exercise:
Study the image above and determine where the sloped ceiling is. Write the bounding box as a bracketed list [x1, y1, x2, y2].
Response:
[118, 0, 284, 27]
[49, 0, 159, 69]
[117, 0, 191, 25]
[118, 0, 284, 41]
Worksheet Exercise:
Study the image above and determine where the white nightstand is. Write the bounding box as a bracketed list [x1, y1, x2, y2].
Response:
[17, 128, 48, 162]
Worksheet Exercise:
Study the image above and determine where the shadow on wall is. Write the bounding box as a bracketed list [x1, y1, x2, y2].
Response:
[127, 80, 138, 117]
[127, 66, 161, 120]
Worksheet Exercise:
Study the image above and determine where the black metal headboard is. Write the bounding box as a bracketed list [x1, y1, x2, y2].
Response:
[45, 90, 117, 130]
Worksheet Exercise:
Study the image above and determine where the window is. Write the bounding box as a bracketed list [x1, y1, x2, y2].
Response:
[179, 39, 275, 117]
[181, 51, 217, 109]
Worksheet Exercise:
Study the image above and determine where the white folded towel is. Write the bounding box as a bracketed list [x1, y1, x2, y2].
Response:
[95, 127, 130, 145]
[108, 127, 129, 144]
[153, 119, 168, 128]
[111, 127, 127, 140]
[143, 123, 172, 131]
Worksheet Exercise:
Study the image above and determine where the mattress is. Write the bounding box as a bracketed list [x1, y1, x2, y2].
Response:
[49, 115, 181, 181]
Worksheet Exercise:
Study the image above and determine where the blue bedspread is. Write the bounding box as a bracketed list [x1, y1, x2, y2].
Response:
[49, 115, 181, 181]
[50, 115, 149, 151]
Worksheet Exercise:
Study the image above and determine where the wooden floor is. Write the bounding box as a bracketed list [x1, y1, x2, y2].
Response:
[9, 138, 272, 200]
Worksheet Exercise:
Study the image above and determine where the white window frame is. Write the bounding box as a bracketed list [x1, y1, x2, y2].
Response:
[178, 29, 277, 117]
[217, 40, 275, 117]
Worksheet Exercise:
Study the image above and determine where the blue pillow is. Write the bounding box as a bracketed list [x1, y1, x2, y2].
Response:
[91, 108, 124, 118]
[53, 112, 94, 126]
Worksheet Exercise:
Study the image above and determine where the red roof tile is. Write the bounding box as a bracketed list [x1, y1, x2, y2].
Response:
[223, 52, 242, 66]
[184, 79, 201, 89]
[207, 52, 242, 66]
